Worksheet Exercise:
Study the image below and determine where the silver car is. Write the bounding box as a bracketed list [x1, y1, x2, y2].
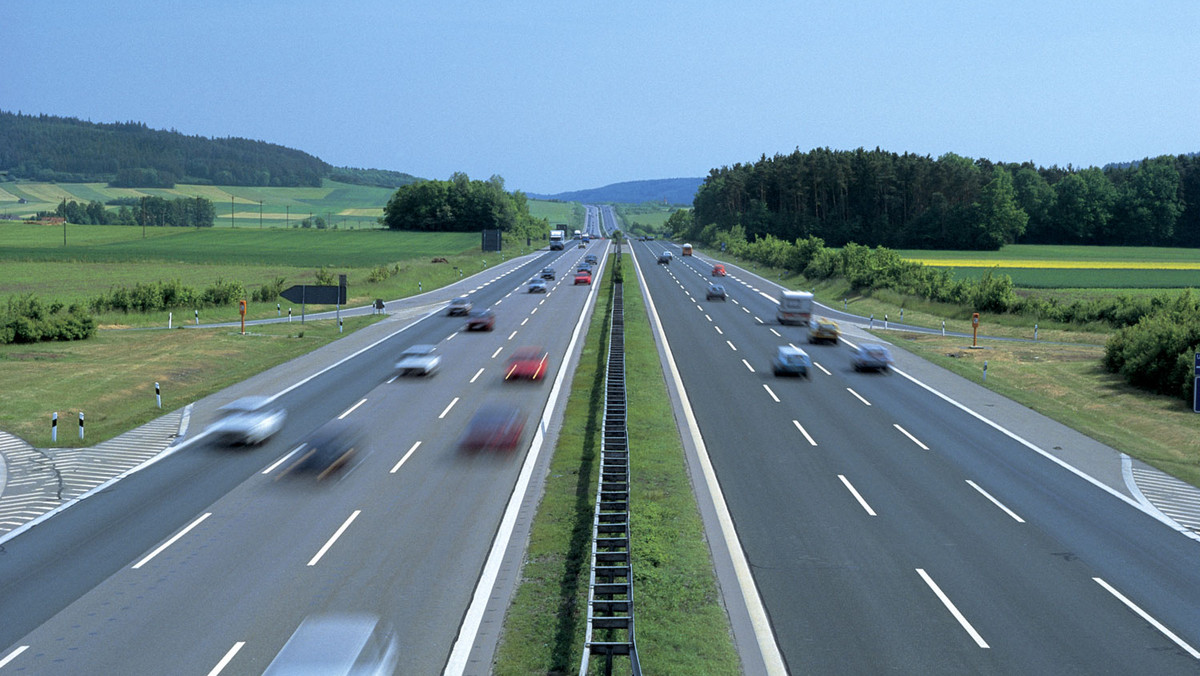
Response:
[205, 396, 286, 445]
[263, 613, 399, 675]
[851, 344, 894, 372]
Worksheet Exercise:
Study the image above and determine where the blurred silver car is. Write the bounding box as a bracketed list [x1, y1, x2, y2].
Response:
[263, 613, 399, 676]
[851, 343, 894, 372]
[205, 396, 286, 445]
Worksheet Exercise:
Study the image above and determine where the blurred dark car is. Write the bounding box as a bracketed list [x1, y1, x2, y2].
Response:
[506, 346, 549, 381]
[706, 283, 727, 301]
[851, 344, 894, 372]
[540, 266, 556, 280]
[460, 404, 525, 452]
[657, 253, 671, 265]
[263, 613, 399, 676]
[585, 254, 598, 265]
[280, 419, 364, 481]
[528, 278, 548, 293]
[465, 308, 495, 331]
[447, 296, 472, 316]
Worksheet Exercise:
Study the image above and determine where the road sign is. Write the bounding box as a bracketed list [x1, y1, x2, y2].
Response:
[280, 285, 347, 305]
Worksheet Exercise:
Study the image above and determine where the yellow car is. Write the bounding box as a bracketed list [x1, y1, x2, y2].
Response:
[807, 317, 840, 344]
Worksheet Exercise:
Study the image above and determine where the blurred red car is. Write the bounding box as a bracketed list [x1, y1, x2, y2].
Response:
[506, 347, 549, 381]
[712, 264, 726, 276]
[574, 271, 592, 285]
[460, 404, 525, 451]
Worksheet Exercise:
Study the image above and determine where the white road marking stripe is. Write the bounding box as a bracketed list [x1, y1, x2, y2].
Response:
[727, 340, 738, 351]
[508, 331, 518, 340]
[262, 447, 301, 474]
[763, 384, 780, 402]
[206, 642, 245, 676]
[521, 317, 529, 326]
[847, 388, 871, 406]
[132, 512, 211, 569]
[391, 442, 422, 474]
[742, 359, 755, 373]
[715, 326, 724, 335]
[965, 480, 1025, 523]
[338, 398, 367, 419]
[917, 568, 989, 648]
[1093, 577, 1200, 658]
[470, 368, 484, 383]
[893, 424, 929, 450]
[814, 362, 831, 376]
[793, 420, 817, 446]
[706, 314, 712, 322]
[770, 328, 781, 337]
[839, 475, 876, 516]
[0, 646, 29, 669]
[491, 347, 503, 359]
[308, 510, 361, 566]
[439, 397, 460, 419]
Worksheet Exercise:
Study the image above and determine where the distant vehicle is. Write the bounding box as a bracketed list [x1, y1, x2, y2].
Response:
[706, 283, 727, 301]
[447, 296, 472, 316]
[460, 404, 525, 452]
[528, 278, 547, 293]
[465, 308, 496, 331]
[851, 344, 894, 372]
[574, 270, 592, 285]
[205, 396, 286, 445]
[549, 230, 566, 251]
[657, 253, 671, 265]
[573, 229, 582, 239]
[682, 243, 693, 255]
[582, 234, 590, 244]
[772, 345, 812, 378]
[808, 317, 840, 344]
[280, 419, 364, 480]
[776, 290, 814, 325]
[506, 347, 549, 381]
[394, 344, 440, 376]
[646, 234, 656, 240]
[712, 264, 726, 276]
[540, 266, 556, 280]
[263, 613, 399, 676]
[578, 241, 586, 248]
[577, 264, 592, 274]
[585, 254, 598, 265]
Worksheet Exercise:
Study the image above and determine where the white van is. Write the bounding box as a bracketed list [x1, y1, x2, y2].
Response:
[776, 290, 814, 325]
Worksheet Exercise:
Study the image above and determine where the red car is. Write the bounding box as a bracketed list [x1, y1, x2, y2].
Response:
[712, 264, 726, 276]
[506, 347, 549, 381]
[460, 405, 525, 452]
[574, 271, 592, 285]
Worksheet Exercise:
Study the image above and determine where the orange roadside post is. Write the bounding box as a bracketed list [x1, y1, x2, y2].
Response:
[239, 299, 247, 335]
[972, 312, 980, 347]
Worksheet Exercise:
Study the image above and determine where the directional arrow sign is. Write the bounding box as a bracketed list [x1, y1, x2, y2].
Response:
[280, 284, 346, 305]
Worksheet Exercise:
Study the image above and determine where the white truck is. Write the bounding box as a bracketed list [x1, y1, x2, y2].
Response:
[776, 290, 814, 325]
[549, 230, 566, 250]
[573, 229, 582, 239]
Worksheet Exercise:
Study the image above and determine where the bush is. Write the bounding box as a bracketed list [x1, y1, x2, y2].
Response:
[1104, 300, 1200, 401]
[0, 295, 96, 344]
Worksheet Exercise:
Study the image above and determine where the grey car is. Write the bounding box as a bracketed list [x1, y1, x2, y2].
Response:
[263, 613, 399, 675]
[205, 396, 287, 445]
[851, 344, 894, 372]
[772, 345, 811, 378]
[447, 296, 472, 316]
[706, 283, 727, 301]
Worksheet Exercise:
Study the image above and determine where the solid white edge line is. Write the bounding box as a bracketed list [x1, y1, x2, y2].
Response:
[444, 242, 609, 675]
[0, 646, 29, 669]
[838, 474, 877, 516]
[438, 397, 460, 419]
[763, 384, 780, 403]
[337, 398, 367, 419]
[390, 441, 422, 474]
[1093, 577, 1200, 659]
[621, 248, 788, 675]
[261, 447, 301, 474]
[132, 512, 211, 569]
[846, 387, 872, 406]
[307, 509, 361, 566]
[792, 420, 818, 446]
[205, 641, 246, 676]
[890, 365, 1200, 541]
[965, 479, 1025, 523]
[916, 568, 990, 648]
[893, 423, 930, 450]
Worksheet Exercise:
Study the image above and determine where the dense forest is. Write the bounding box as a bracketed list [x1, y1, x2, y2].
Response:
[382, 173, 547, 243]
[0, 111, 420, 189]
[690, 148, 1200, 250]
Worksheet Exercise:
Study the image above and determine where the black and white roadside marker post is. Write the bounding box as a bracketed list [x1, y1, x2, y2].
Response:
[195, 309, 199, 326]
[52, 412, 57, 442]
[79, 412, 84, 440]
[156, 382, 162, 408]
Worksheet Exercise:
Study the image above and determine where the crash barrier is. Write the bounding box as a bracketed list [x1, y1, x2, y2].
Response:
[580, 281, 642, 676]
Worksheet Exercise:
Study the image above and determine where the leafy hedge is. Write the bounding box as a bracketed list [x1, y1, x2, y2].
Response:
[89, 279, 246, 313]
[1103, 293, 1200, 402]
[0, 295, 96, 344]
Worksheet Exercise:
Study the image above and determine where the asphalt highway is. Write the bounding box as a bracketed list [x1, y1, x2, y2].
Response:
[632, 240, 1200, 674]
[0, 240, 609, 674]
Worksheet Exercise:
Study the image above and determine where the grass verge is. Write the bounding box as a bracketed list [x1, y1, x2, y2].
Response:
[0, 316, 383, 446]
[886, 331, 1200, 487]
[494, 253, 740, 675]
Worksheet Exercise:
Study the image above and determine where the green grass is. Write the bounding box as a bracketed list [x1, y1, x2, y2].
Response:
[897, 244, 1200, 262]
[934, 266, 1200, 288]
[494, 253, 739, 675]
[528, 200, 583, 230]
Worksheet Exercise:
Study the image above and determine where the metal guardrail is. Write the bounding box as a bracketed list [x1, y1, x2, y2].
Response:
[580, 280, 641, 676]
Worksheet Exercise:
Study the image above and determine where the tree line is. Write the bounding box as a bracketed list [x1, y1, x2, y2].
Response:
[381, 173, 547, 243]
[50, 196, 216, 228]
[691, 148, 1200, 250]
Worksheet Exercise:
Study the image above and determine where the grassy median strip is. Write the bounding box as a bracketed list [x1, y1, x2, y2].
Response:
[494, 254, 740, 675]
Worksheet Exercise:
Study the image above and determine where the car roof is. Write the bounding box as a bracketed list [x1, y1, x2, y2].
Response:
[218, 396, 272, 412]
[778, 345, 807, 355]
[264, 613, 382, 674]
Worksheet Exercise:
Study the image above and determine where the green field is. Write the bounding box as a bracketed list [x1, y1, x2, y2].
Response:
[527, 200, 583, 230]
[938, 266, 1200, 288]
[898, 244, 1200, 263]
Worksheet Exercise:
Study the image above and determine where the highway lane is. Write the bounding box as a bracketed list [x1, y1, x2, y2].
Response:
[632, 241, 1200, 673]
[0, 241, 609, 673]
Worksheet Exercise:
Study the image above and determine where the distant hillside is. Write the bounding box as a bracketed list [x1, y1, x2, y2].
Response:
[530, 177, 703, 205]
[0, 111, 421, 190]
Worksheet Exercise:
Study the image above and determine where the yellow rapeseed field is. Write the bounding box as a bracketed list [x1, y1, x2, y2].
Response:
[907, 259, 1200, 270]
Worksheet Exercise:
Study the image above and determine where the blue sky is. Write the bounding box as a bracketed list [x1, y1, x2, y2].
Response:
[6, 2, 1198, 194]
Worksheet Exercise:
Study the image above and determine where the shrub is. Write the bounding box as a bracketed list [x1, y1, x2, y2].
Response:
[0, 295, 96, 344]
